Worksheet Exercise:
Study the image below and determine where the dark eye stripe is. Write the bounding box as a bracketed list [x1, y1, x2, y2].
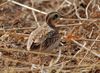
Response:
[46, 12, 60, 22]
[46, 12, 61, 30]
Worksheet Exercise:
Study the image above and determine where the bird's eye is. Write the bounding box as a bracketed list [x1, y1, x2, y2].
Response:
[53, 14, 59, 20]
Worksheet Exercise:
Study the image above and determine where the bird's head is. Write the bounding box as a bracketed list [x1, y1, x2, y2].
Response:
[46, 12, 63, 30]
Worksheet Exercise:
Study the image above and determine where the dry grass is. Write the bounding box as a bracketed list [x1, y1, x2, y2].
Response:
[0, 0, 100, 73]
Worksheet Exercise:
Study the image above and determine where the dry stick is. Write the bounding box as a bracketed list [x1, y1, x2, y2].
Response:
[45, 63, 100, 70]
[61, 69, 89, 73]
[66, 23, 82, 26]
[0, 31, 29, 38]
[73, 0, 89, 19]
[56, 0, 66, 11]
[56, 0, 72, 11]
[60, 18, 100, 21]
[8, 0, 47, 15]
[65, 0, 72, 6]
[94, 23, 100, 30]
[53, 49, 62, 65]
[89, 27, 94, 38]
[56, 62, 64, 73]
[48, 50, 62, 73]
[40, 65, 45, 73]
[73, 41, 87, 58]
[72, 39, 100, 58]
[49, 49, 62, 67]
[3, 67, 32, 72]
[92, 0, 96, 7]
[97, 5, 100, 11]
[0, 27, 36, 31]
[0, 1, 8, 7]
[0, 47, 66, 58]
[73, 0, 82, 19]
[65, 7, 75, 16]
[78, 35, 99, 65]
[81, 0, 85, 3]
[7, 32, 29, 37]
[30, 0, 40, 27]
[85, 0, 94, 19]
[80, 38, 100, 42]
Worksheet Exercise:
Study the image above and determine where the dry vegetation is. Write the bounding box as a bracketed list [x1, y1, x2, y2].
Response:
[0, 0, 100, 73]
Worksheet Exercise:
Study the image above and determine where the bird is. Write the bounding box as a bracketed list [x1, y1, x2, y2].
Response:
[46, 12, 63, 30]
[40, 12, 63, 50]
[29, 11, 63, 50]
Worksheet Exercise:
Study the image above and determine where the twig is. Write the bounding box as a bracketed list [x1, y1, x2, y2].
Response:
[65, 0, 72, 6]
[97, 5, 100, 11]
[49, 49, 62, 67]
[60, 18, 100, 21]
[56, 0, 66, 10]
[8, 0, 47, 15]
[0, 1, 8, 7]
[78, 35, 99, 65]
[85, 0, 93, 19]
[0, 47, 66, 58]
[30, 0, 40, 27]
[54, 49, 62, 64]
[73, 42, 87, 58]
[72, 39, 100, 58]
[0, 27, 36, 31]
[57, 0, 72, 10]
[89, 27, 94, 38]
[80, 38, 100, 42]
[73, 0, 82, 19]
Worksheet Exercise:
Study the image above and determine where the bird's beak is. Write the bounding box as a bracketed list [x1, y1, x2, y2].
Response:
[59, 17, 64, 21]
[59, 14, 66, 20]
[55, 16, 68, 28]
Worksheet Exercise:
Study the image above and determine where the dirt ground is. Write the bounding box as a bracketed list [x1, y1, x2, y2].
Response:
[0, 0, 100, 73]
